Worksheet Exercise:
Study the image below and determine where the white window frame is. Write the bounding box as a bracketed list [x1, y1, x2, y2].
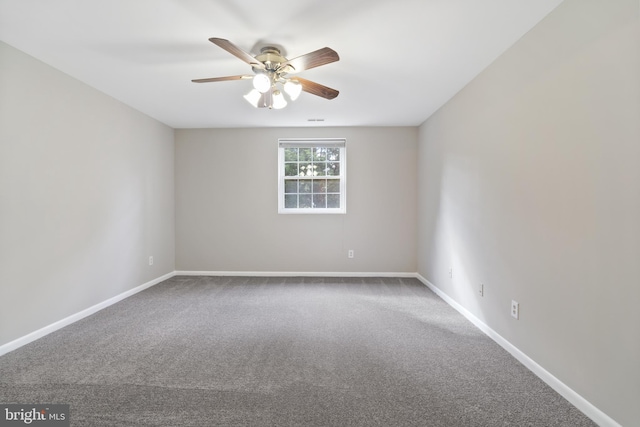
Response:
[278, 138, 347, 214]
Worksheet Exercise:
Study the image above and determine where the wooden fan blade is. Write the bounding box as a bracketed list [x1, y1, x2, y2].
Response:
[295, 77, 339, 100]
[192, 75, 252, 83]
[281, 47, 339, 74]
[209, 38, 264, 69]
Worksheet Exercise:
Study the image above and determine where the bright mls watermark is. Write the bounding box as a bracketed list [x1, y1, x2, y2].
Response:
[0, 405, 69, 426]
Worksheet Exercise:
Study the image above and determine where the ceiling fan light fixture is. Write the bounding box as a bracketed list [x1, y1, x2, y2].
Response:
[252, 73, 271, 93]
[243, 89, 262, 108]
[272, 90, 287, 109]
[284, 80, 302, 101]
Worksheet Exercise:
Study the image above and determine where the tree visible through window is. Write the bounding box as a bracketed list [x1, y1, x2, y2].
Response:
[278, 139, 346, 214]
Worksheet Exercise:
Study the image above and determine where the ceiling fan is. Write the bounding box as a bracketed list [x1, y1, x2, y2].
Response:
[192, 38, 340, 109]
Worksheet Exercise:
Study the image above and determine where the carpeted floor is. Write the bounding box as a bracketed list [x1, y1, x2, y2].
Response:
[0, 276, 596, 426]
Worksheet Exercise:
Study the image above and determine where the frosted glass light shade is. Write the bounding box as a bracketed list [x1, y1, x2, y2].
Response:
[284, 80, 302, 101]
[272, 90, 287, 109]
[252, 74, 271, 93]
[243, 89, 262, 108]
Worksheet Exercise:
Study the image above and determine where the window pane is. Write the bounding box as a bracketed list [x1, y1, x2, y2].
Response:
[285, 163, 298, 176]
[313, 194, 326, 208]
[299, 163, 317, 176]
[299, 179, 312, 193]
[313, 179, 327, 193]
[284, 148, 298, 161]
[284, 180, 298, 193]
[299, 194, 312, 208]
[313, 147, 326, 161]
[299, 148, 312, 161]
[285, 194, 297, 208]
[327, 179, 340, 193]
[327, 148, 340, 161]
[316, 162, 327, 176]
[327, 194, 340, 208]
[326, 162, 340, 176]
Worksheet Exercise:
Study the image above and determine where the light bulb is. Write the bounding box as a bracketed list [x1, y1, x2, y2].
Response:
[252, 74, 271, 93]
[284, 80, 302, 101]
[272, 90, 287, 109]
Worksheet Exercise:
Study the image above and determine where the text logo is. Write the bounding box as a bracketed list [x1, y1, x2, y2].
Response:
[0, 405, 69, 426]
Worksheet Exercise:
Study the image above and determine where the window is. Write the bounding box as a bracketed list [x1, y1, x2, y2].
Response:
[278, 138, 346, 214]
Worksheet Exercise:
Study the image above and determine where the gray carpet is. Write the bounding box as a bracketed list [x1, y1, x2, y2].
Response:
[0, 276, 596, 426]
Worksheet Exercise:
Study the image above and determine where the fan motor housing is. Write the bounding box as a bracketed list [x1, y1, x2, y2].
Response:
[255, 46, 287, 71]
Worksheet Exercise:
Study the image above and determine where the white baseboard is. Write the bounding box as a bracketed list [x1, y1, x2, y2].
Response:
[0, 271, 176, 357]
[415, 274, 620, 427]
[175, 270, 417, 278]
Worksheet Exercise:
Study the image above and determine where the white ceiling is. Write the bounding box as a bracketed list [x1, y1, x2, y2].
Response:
[0, 0, 563, 129]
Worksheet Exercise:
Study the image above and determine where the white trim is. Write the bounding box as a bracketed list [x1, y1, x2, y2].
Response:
[279, 138, 346, 148]
[0, 271, 176, 357]
[415, 274, 621, 427]
[175, 270, 417, 278]
[278, 140, 347, 214]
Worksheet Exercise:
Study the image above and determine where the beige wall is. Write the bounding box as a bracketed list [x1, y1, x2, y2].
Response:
[0, 41, 175, 347]
[417, 0, 640, 425]
[175, 127, 418, 274]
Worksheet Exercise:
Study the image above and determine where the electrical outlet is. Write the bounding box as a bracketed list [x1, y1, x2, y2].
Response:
[479, 283, 484, 297]
[511, 300, 519, 319]
[149, 256, 154, 266]
[348, 250, 354, 259]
